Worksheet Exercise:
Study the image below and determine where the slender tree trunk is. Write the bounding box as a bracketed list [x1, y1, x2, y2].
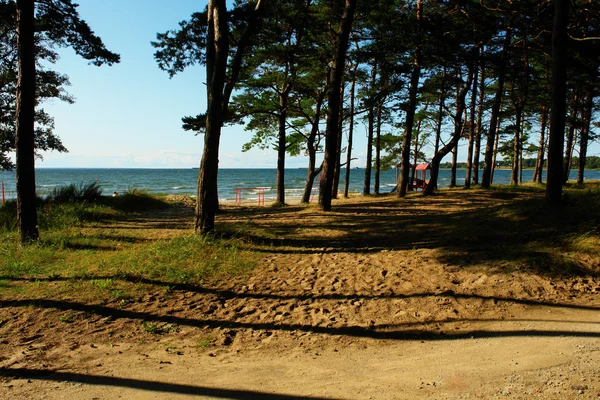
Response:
[412, 115, 425, 183]
[533, 106, 548, 183]
[374, 103, 382, 195]
[562, 94, 578, 185]
[363, 63, 377, 195]
[332, 84, 345, 199]
[482, 28, 512, 189]
[473, 60, 485, 185]
[196, 0, 228, 234]
[319, 0, 356, 211]
[302, 91, 325, 203]
[195, 0, 263, 233]
[519, 141, 523, 184]
[424, 64, 474, 196]
[577, 88, 593, 185]
[510, 106, 523, 185]
[15, 0, 38, 245]
[434, 66, 447, 159]
[491, 111, 503, 184]
[398, 0, 423, 197]
[344, 62, 358, 198]
[276, 90, 289, 205]
[465, 57, 479, 189]
[546, 0, 569, 208]
[450, 146, 458, 187]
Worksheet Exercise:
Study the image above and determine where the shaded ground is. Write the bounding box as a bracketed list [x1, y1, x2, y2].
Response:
[1, 188, 599, 399]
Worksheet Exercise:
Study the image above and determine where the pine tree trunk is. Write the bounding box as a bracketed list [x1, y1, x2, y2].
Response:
[363, 63, 376, 195]
[276, 89, 289, 205]
[510, 107, 523, 185]
[482, 28, 512, 189]
[15, 0, 38, 245]
[374, 103, 382, 195]
[473, 60, 485, 185]
[302, 90, 325, 203]
[195, 0, 228, 234]
[491, 112, 503, 184]
[533, 106, 548, 183]
[562, 95, 578, 185]
[319, 0, 356, 211]
[465, 57, 479, 189]
[424, 65, 474, 196]
[398, 0, 423, 198]
[450, 146, 457, 187]
[546, 0, 569, 208]
[577, 89, 593, 185]
[344, 62, 358, 198]
[434, 66, 447, 159]
[332, 84, 345, 199]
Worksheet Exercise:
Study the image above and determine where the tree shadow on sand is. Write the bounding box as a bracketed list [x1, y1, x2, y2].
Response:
[217, 188, 600, 278]
[0, 369, 339, 400]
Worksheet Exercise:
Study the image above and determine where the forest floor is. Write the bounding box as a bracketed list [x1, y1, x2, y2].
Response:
[0, 185, 599, 399]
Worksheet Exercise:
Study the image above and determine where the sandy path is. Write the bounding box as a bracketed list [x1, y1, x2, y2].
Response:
[2, 310, 599, 399]
[1, 192, 599, 399]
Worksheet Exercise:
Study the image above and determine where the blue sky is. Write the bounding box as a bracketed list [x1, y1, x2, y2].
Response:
[33, 1, 599, 169]
[37, 0, 289, 169]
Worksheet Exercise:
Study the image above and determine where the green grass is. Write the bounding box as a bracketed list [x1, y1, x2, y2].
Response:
[47, 181, 103, 204]
[0, 182, 598, 303]
[0, 190, 256, 302]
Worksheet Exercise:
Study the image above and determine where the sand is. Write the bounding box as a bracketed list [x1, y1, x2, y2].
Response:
[1, 190, 599, 399]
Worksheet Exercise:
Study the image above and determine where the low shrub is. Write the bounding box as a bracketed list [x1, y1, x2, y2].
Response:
[104, 190, 169, 212]
[47, 181, 103, 204]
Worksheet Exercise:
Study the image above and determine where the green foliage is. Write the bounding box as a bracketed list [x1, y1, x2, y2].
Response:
[0, 0, 119, 170]
[0, 189, 172, 234]
[47, 181, 103, 204]
[105, 190, 170, 213]
[0, 201, 16, 231]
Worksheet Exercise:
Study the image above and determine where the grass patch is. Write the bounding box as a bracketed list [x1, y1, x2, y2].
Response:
[47, 181, 103, 204]
[0, 191, 255, 302]
[103, 190, 170, 212]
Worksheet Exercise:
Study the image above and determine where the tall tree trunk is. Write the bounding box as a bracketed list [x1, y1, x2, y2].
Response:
[546, 0, 569, 208]
[450, 145, 457, 187]
[562, 94, 579, 185]
[363, 63, 377, 195]
[15, 0, 38, 245]
[490, 112, 503, 184]
[398, 0, 423, 197]
[332, 84, 345, 199]
[196, 0, 228, 234]
[577, 88, 593, 185]
[510, 106, 523, 185]
[344, 61, 358, 198]
[465, 56, 479, 189]
[276, 89, 289, 205]
[546, 0, 569, 206]
[533, 106, 548, 183]
[195, 0, 263, 233]
[374, 103, 382, 195]
[319, 0, 356, 211]
[434, 66, 447, 159]
[519, 140, 523, 184]
[424, 64, 474, 196]
[482, 28, 512, 189]
[412, 115, 425, 183]
[302, 90, 325, 203]
[473, 60, 485, 185]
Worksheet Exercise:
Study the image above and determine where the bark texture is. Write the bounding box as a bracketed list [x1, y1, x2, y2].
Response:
[15, 0, 38, 245]
[545, 0, 569, 208]
[319, 0, 357, 211]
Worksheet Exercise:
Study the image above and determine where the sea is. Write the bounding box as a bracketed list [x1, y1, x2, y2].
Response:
[1, 168, 599, 204]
